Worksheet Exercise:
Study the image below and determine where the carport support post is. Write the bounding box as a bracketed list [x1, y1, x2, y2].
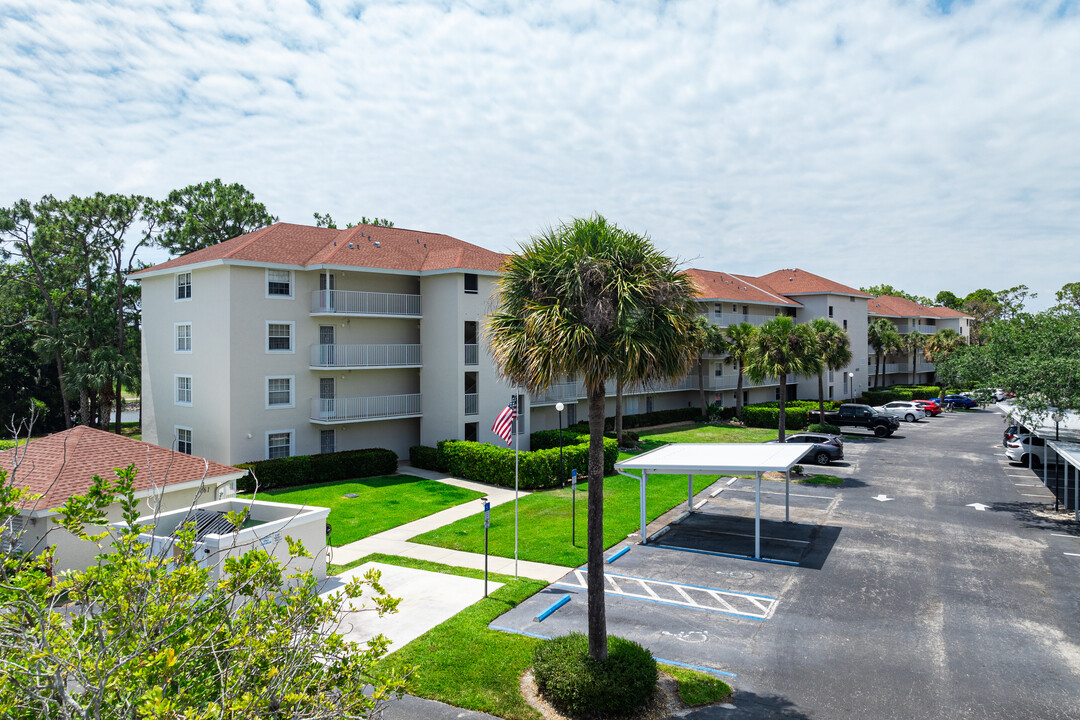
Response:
[640, 471, 648, 544]
[785, 468, 791, 523]
[688, 473, 694, 512]
[755, 470, 762, 559]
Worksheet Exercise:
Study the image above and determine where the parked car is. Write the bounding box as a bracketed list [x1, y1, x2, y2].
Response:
[941, 394, 978, 409]
[1003, 423, 1030, 447]
[875, 401, 927, 422]
[1005, 434, 1046, 467]
[764, 433, 844, 465]
[913, 399, 942, 416]
[808, 404, 900, 437]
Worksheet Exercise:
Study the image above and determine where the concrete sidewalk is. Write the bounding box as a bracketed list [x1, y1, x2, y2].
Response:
[329, 466, 572, 583]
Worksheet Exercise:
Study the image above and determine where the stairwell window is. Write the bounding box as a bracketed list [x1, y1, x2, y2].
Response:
[176, 272, 192, 300]
[266, 376, 294, 408]
[267, 322, 294, 353]
[175, 375, 192, 406]
[843, 319, 848, 330]
[175, 322, 191, 353]
[464, 273, 478, 294]
[320, 429, 336, 454]
[267, 269, 293, 298]
[828, 305, 834, 318]
[176, 427, 192, 455]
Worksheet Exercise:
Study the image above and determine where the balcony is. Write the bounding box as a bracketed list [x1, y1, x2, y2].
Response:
[310, 394, 422, 424]
[916, 362, 936, 372]
[465, 344, 478, 366]
[465, 393, 478, 416]
[309, 344, 421, 369]
[531, 381, 585, 406]
[901, 324, 938, 334]
[310, 289, 422, 317]
[882, 363, 905, 374]
[709, 313, 773, 328]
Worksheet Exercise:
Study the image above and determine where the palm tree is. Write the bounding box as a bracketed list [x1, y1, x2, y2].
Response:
[487, 215, 699, 660]
[692, 317, 730, 417]
[808, 318, 853, 420]
[745, 316, 818, 441]
[902, 331, 926, 386]
[724, 322, 756, 422]
[924, 328, 964, 400]
[880, 328, 903, 389]
[867, 318, 894, 389]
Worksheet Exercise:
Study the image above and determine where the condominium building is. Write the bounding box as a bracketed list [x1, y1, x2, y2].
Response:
[134, 222, 944, 466]
[867, 295, 974, 387]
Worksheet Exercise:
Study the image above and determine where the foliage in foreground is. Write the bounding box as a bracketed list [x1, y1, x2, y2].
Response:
[533, 633, 657, 718]
[0, 463, 409, 719]
[659, 664, 732, 706]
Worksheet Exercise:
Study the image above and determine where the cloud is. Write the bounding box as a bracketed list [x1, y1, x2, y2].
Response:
[1, 0, 1077, 308]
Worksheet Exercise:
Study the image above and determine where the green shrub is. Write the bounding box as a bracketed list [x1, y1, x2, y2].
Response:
[862, 386, 940, 404]
[237, 448, 397, 492]
[565, 406, 701, 434]
[532, 633, 657, 718]
[807, 423, 842, 435]
[436, 438, 617, 489]
[741, 405, 809, 430]
[530, 429, 589, 450]
[409, 445, 440, 471]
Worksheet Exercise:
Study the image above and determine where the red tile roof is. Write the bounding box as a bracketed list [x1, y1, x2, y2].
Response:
[131, 223, 507, 276]
[869, 295, 973, 319]
[686, 268, 801, 306]
[745, 268, 872, 298]
[0, 427, 243, 512]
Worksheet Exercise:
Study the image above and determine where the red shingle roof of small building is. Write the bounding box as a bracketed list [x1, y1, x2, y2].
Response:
[745, 268, 872, 298]
[130, 223, 507, 276]
[0, 427, 243, 512]
[686, 268, 801, 306]
[869, 295, 973, 319]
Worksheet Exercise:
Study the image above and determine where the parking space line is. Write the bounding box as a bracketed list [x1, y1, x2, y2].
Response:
[690, 527, 811, 544]
[1064, 553, 1080, 557]
[1019, 493, 1050, 498]
[726, 487, 833, 500]
[1051, 534, 1079, 539]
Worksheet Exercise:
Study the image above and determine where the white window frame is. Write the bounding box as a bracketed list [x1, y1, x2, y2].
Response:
[174, 322, 192, 353]
[174, 374, 192, 407]
[175, 272, 192, 302]
[175, 426, 193, 455]
[265, 268, 294, 299]
[265, 321, 295, 354]
[266, 375, 295, 409]
[266, 429, 295, 460]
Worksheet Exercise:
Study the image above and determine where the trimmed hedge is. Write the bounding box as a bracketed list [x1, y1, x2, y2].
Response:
[436, 437, 618, 490]
[529, 429, 590, 451]
[862, 385, 941, 405]
[237, 447, 398, 492]
[807, 423, 842, 435]
[409, 445, 440, 471]
[566, 406, 701, 434]
[533, 633, 657, 718]
[741, 405, 809, 431]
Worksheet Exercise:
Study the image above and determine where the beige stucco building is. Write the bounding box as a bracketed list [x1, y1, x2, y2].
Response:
[867, 295, 974, 388]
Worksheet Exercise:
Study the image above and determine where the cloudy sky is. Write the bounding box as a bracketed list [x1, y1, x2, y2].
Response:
[2, 0, 1077, 308]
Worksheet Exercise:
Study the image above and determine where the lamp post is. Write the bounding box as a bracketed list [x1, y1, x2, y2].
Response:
[849, 372, 855, 401]
[556, 402, 569, 544]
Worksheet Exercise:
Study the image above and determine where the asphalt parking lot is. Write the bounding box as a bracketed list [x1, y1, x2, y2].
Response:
[493, 408, 1080, 719]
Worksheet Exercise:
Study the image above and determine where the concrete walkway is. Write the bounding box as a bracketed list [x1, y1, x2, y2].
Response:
[328, 465, 572, 583]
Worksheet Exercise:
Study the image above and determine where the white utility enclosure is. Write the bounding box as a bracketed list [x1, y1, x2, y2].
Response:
[615, 443, 809, 560]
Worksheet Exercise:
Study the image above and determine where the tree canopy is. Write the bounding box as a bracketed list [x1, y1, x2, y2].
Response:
[156, 179, 277, 256]
[313, 212, 395, 229]
[859, 284, 932, 305]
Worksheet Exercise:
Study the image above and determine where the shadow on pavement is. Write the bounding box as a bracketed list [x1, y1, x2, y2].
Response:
[683, 690, 813, 719]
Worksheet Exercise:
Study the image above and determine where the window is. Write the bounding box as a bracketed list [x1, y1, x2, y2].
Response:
[267, 322, 294, 352]
[464, 273, 478, 294]
[320, 429, 336, 454]
[843, 319, 848, 330]
[464, 422, 478, 442]
[176, 427, 192, 455]
[775, 388, 781, 401]
[176, 272, 191, 300]
[175, 375, 192, 406]
[714, 303, 722, 314]
[850, 296, 856, 302]
[515, 393, 526, 434]
[267, 269, 292, 297]
[175, 323, 191, 353]
[266, 376, 294, 408]
[828, 305, 834, 318]
[715, 363, 723, 377]
[267, 431, 293, 460]
[829, 386, 834, 399]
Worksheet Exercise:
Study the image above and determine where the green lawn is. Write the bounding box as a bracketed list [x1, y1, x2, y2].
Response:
[367, 554, 729, 720]
[410, 423, 770, 567]
[240, 476, 483, 546]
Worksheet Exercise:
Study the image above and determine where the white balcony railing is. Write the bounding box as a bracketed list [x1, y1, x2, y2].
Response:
[883, 363, 905, 374]
[532, 381, 585, 406]
[310, 394, 422, 423]
[904, 324, 938, 334]
[310, 289, 422, 316]
[710, 313, 773, 328]
[464, 393, 478, 416]
[309, 344, 421, 368]
[464, 344, 478, 366]
[916, 362, 936, 372]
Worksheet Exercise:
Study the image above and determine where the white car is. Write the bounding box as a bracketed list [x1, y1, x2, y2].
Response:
[1005, 434, 1047, 468]
[874, 402, 927, 423]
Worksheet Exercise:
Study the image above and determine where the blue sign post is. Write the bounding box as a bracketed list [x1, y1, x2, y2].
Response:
[571, 469, 577, 547]
[482, 498, 490, 597]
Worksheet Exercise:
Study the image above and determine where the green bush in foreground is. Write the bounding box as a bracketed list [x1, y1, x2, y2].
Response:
[533, 633, 657, 718]
[409, 444, 440, 471]
[807, 423, 842, 435]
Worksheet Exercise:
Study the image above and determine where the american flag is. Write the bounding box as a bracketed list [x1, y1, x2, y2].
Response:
[491, 395, 518, 446]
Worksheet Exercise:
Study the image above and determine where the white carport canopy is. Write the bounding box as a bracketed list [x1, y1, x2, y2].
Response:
[1046, 441, 1080, 523]
[615, 443, 810, 560]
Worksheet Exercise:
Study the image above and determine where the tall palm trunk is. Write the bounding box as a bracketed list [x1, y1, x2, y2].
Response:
[911, 350, 916, 386]
[817, 371, 825, 421]
[586, 384, 608, 661]
[697, 357, 707, 418]
[778, 374, 788, 441]
[735, 362, 745, 421]
[874, 353, 881, 389]
[615, 379, 624, 447]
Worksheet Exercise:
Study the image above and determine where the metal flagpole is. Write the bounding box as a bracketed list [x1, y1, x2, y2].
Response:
[514, 391, 520, 578]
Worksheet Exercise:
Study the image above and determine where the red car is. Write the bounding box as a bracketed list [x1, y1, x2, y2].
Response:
[913, 399, 942, 416]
